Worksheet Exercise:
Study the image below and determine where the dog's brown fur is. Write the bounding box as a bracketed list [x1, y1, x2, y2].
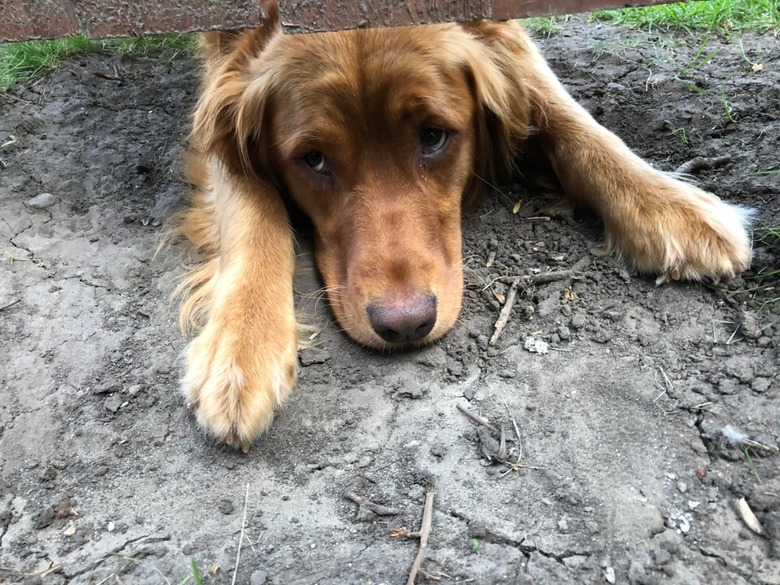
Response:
[178, 2, 751, 451]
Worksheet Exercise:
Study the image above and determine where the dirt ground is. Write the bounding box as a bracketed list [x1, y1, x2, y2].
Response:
[1, 17, 778, 585]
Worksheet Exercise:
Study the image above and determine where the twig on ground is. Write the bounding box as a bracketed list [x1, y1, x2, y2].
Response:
[489, 258, 589, 345]
[405, 491, 435, 585]
[457, 403, 498, 433]
[344, 491, 401, 516]
[490, 277, 520, 345]
[497, 425, 507, 462]
[675, 155, 731, 175]
[231, 483, 250, 585]
[504, 401, 524, 461]
[495, 269, 576, 287]
[12, 563, 67, 578]
[0, 299, 21, 312]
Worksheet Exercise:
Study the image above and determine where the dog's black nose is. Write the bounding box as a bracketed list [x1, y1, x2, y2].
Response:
[366, 294, 437, 343]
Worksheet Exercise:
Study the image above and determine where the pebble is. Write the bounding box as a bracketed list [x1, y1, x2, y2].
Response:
[104, 395, 123, 413]
[590, 327, 611, 344]
[570, 313, 586, 329]
[299, 347, 330, 366]
[34, 507, 56, 529]
[415, 345, 448, 367]
[751, 377, 770, 393]
[603, 566, 616, 583]
[738, 311, 762, 340]
[430, 443, 447, 458]
[524, 337, 549, 354]
[398, 378, 424, 399]
[27, 192, 57, 209]
[217, 500, 234, 515]
[250, 570, 268, 585]
[93, 381, 120, 395]
[677, 481, 688, 494]
[127, 384, 144, 396]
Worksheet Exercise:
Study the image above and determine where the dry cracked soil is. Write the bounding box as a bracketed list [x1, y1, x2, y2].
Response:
[1, 17, 779, 585]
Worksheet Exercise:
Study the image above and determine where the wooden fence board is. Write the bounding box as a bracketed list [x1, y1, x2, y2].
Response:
[1, 0, 679, 42]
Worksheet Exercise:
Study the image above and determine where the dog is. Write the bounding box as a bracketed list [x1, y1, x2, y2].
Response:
[176, 1, 752, 451]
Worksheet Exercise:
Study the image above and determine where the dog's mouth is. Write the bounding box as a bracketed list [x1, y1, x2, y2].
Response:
[320, 262, 464, 351]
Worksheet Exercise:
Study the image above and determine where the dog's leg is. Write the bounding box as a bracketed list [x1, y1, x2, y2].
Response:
[182, 167, 297, 452]
[498, 23, 752, 282]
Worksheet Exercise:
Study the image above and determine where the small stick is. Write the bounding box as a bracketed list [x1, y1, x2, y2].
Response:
[344, 491, 401, 516]
[456, 403, 498, 433]
[490, 277, 520, 345]
[675, 155, 731, 175]
[231, 483, 250, 585]
[0, 299, 21, 312]
[504, 401, 523, 461]
[495, 269, 576, 287]
[497, 425, 507, 462]
[406, 491, 435, 585]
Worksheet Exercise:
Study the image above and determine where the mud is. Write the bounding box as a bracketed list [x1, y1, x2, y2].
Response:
[1, 18, 778, 584]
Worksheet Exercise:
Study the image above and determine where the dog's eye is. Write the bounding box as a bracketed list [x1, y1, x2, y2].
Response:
[420, 128, 448, 154]
[303, 151, 330, 174]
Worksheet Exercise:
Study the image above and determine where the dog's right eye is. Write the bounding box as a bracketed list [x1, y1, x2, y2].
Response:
[420, 128, 448, 154]
[303, 151, 330, 174]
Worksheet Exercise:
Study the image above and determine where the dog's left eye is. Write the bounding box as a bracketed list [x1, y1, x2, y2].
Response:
[303, 151, 331, 174]
[420, 128, 448, 154]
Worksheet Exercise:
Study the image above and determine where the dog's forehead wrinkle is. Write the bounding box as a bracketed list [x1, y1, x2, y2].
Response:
[270, 29, 473, 133]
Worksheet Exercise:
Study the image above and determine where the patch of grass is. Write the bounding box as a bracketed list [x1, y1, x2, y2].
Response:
[523, 16, 565, 37]
[672, 127, 690, 145]
[0, 33, 195, 89]
[744, 227, 780, 307]
[720, 86, 737, 122]
[592, 0, 780, 34]
[173, 559, 204, 585]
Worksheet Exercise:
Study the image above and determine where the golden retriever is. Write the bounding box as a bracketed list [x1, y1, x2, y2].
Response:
[177, 1, 751, 451]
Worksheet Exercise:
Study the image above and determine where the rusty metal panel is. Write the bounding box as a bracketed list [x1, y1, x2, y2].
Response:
[490, 0, 677, 20]
[75, 0, 261, 39]
[281, 0, 496, 33]
[1, 0, 680, 42]
[1, 0, 80, 41]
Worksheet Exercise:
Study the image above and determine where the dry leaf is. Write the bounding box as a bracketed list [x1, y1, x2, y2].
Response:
[562, 288, 581, 302]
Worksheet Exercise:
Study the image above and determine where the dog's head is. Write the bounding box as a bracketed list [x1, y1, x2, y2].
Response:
[193, 19, 532, 349]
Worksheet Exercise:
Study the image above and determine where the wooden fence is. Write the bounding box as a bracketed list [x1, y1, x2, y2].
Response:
[1, 0, 680, 42]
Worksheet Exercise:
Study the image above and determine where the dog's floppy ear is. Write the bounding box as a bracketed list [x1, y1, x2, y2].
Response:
[456, 21, 542, 198]
[191, 1, 282, 179]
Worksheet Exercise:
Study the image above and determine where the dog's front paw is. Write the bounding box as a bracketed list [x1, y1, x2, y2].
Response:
[610, 182, 753, 284]
[182, 321, 297, 452]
